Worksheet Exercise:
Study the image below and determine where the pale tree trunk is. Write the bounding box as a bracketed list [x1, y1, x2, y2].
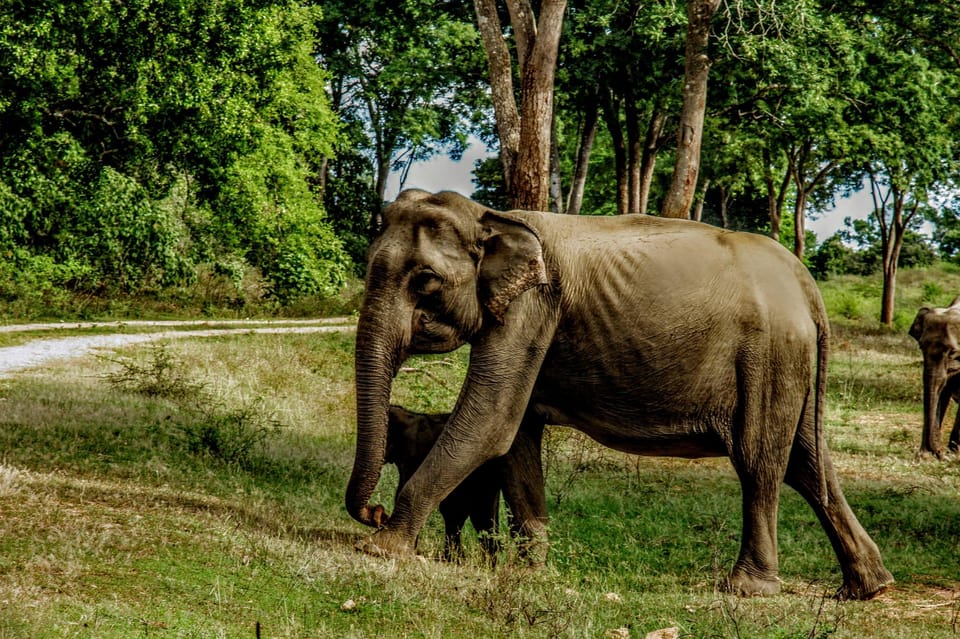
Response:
[550, 118, 563, 213]
[660, 0, 721, 218]
[637, 107, 666, 215]
[566, 94, 599, 216]
[475, 0, 566, 211]
[692, 178, 710, 222]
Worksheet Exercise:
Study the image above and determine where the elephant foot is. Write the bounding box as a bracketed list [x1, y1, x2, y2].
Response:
[721, 570, 781, 597]
[355, 529, 416, 559]
[835, 567, 894, 601]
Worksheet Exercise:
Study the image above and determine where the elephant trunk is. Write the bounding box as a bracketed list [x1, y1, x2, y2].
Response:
[920, 367, 946, 457]
[345, 296, 407, 527]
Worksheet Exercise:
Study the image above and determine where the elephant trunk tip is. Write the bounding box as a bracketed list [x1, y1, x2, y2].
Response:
[347, 501, 390, 529]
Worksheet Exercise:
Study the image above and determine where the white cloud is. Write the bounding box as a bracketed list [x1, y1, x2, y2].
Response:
[809, 187, 873, 240]
[384, 137, 492, 201]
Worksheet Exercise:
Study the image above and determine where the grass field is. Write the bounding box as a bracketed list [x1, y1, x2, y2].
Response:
[1, 267, 959, 638]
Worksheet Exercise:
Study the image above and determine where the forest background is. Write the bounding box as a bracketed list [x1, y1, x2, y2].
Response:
[1, 0, 958, 325]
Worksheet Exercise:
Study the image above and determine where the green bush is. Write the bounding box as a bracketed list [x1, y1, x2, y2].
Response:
[218, 131, 351, 303]
[823, 287, 869, 320]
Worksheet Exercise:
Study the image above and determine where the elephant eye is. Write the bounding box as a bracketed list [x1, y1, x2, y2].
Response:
[412, 269, 443, 296]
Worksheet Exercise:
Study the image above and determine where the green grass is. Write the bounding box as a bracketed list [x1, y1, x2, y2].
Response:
[1, 266, 959, 637]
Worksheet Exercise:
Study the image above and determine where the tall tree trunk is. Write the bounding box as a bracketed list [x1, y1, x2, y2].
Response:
[793, 187, 808, 260]
[601, 90, 628, 215]
[877, 184, 918, 327]
[375, 153, 391, 202]
[566, 94, 599, 216]
[719, 184, 730, 228]
[790, 140, 836, 260]
[474, 0, 521, 191]
[510, 0, 566, 211]
[476, 0, 566, 212]
[660, 0, 721, 219]
[637, 108, 665, 216]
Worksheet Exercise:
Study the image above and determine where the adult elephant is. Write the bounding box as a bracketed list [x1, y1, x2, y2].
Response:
[345, 189, 893, 600]
[909, 296, 960, 457]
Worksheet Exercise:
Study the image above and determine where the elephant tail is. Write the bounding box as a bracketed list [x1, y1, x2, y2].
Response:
[815, 313, 829, 507]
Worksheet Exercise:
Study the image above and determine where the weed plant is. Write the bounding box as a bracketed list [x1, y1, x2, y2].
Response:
[0, 268, 959, 637]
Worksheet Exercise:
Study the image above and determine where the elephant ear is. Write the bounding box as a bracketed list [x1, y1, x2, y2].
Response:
[478, 212, 548, 323]
[909, 308, 931, 342]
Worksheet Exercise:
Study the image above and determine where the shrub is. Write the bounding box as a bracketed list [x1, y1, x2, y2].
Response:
[103, 343, 280, 467]
[824, 288, 869, 320]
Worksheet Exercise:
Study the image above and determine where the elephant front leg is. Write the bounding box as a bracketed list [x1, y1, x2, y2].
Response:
[357, 300, 555, 562]
[358, 408, 533, 561]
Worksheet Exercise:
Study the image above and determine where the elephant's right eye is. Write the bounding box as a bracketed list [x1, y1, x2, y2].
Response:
[411, 269, 443, 296]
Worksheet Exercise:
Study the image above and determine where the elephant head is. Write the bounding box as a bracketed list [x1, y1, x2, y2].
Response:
[909, 295, 960, 457]
[345, 190, 547, 527]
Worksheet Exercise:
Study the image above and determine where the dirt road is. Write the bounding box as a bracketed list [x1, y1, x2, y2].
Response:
[0, 319, 356, 377]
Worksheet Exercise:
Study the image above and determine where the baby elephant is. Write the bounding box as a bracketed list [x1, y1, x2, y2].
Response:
[386, 406, 504, 561]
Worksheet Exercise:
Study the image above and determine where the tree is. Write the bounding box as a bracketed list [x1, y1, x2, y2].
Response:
[854, 23, 959, 325]
[660, 0, 721, 218]
[0, 0, 348, 303]
[704, 3, 867, 254]
[318, 0, 488, 203]
[474, 0, 566, 210]
[933, 202, 960, 262]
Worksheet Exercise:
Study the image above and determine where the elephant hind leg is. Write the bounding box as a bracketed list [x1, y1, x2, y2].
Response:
[723, 466, 785, 597]
[721, 358, 796, 597]
[784, 429, 894, 600]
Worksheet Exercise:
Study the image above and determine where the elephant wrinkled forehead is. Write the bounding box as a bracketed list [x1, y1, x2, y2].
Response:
[923, 308, 960, 348]
[379, 190, 482, 246]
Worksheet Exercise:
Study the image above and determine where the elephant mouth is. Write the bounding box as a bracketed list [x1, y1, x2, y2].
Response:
[411, 310, 463, 354]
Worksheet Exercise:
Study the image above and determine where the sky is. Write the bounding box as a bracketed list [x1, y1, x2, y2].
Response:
[384, 141, 873, 241]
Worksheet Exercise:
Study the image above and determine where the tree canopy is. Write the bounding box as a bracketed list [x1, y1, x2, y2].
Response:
[1, 0, 958, 322]
[1, 0, 348, 307]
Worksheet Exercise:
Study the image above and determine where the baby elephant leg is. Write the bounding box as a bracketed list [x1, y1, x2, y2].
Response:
[501, 417, 548, 566]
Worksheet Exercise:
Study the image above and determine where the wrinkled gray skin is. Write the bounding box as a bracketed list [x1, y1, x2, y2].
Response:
[909, 296, 960, 458]
[346, 189, 893, 600]
[385, 406, 547, 563]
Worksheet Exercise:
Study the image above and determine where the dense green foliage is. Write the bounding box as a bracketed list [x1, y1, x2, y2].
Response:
[0, 0, 349, 308]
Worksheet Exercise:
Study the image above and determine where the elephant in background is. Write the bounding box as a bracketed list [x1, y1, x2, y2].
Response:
[385, 405, 548, 563]
[909, 296, 960, 457]
[346, 189, 893, 600]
